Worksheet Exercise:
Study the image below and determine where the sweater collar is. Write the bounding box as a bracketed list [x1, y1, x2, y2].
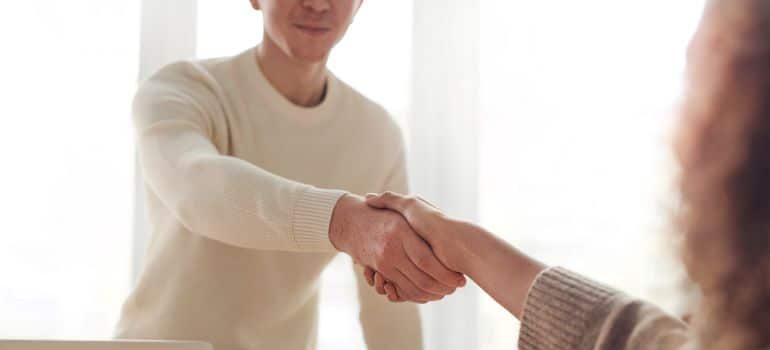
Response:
[237, 46, 343, 127]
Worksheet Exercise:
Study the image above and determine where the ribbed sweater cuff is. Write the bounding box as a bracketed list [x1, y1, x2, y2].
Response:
[292, 187, 347, 251]
[519, 267, 616, 350]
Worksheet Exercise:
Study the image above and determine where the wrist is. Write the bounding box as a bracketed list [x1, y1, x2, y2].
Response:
[455, 224, 541, 277]
[456, 227, 547, 317]
[452, 221, 491, 275]
[328, 193, 361, 252]
[428, 217, 488, 275]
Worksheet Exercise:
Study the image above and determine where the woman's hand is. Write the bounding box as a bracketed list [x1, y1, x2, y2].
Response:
[362, 192, 478, 302]
[366, 192, 478, 273]
[361, 191, 548, 317]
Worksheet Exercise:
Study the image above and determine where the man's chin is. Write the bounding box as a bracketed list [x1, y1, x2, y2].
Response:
[288, 47, 331, 64]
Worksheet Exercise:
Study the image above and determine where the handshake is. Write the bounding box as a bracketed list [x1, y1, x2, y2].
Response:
[329, 192, 476, 303]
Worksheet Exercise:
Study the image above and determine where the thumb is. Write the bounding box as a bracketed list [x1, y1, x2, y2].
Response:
[365, 192, 410, 214]
[365, 193, 388, 209]
[362, 266, 376, 286]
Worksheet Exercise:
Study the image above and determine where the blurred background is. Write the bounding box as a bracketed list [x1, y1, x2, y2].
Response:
[0, 1, 705, 349]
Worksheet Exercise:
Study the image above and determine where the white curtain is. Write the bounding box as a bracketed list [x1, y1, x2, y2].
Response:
[132, 0, 198, 282]
[409, 1, 482, 350]
[0, 1, 139, 338]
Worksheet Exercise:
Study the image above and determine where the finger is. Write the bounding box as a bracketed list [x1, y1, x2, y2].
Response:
[374, 272, 387, 295]
[398, 255, 455, 296]
[363, 266, 375, 286]
[388, 268, 435, 303]
[416, 195, 440, 210]
[382, 269, 415, 301]
[394, 285, 406, 302]
[368, 192, 440, 215]
[383, 282, 403, 302]
[403, 234, 466, 289]
[365, 191, 411, 213]
[393, 266, 444, 302]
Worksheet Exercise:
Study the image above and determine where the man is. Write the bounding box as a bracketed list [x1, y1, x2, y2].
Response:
[115, 1, 465, 349]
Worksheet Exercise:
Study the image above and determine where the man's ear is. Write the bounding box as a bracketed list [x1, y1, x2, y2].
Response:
[249, 0, 260, 10]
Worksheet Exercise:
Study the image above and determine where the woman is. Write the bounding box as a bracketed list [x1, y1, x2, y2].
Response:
[363, 0, 770, 348]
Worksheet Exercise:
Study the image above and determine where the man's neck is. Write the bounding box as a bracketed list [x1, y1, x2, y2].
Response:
[256, 37, 329, 108]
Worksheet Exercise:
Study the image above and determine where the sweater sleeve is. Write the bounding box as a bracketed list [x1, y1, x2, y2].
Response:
[519, 267, 693, 350]
[355, 134, 423, 350]
[133, 63, 346, 252]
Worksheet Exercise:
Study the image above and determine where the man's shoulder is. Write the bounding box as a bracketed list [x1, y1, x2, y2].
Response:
[134, 53, 246, 114]
[142, 54, 237, 91]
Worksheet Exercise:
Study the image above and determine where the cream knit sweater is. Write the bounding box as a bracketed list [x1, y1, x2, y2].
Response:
[115, 47, 422, 350]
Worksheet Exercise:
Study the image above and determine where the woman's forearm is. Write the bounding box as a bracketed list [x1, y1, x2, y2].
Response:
[453, 222, 548, 319]
[363, 193, 547, 315]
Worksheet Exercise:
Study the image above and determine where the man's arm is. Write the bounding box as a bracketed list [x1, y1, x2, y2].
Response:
[354, 149, 422, 349]
[134, 64, 344, 252]
[137, 63, 463, 300]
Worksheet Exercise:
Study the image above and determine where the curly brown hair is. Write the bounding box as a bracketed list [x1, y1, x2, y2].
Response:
[677, 0, 770, 348]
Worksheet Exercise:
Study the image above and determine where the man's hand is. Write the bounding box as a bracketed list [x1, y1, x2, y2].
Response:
[329, 194, 466, 303]
[361, 192, 480, 302]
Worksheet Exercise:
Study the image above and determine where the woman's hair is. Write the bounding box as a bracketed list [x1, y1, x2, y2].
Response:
[678, 0, 770, 348]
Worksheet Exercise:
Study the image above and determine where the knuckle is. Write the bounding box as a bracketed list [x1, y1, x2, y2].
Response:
[376, 241, 397, 260]
[382, 218, 402, 235]
[382, 239, 401, 256]
[373, 254, 390, 269]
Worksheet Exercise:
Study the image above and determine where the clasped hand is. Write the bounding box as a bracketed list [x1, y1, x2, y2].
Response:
[329, 192, 471, 304]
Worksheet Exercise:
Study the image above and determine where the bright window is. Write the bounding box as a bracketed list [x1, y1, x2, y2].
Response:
[0, 1, 709, 348]
[0, 1, 139, 338]
[477, 1, 705, 348]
